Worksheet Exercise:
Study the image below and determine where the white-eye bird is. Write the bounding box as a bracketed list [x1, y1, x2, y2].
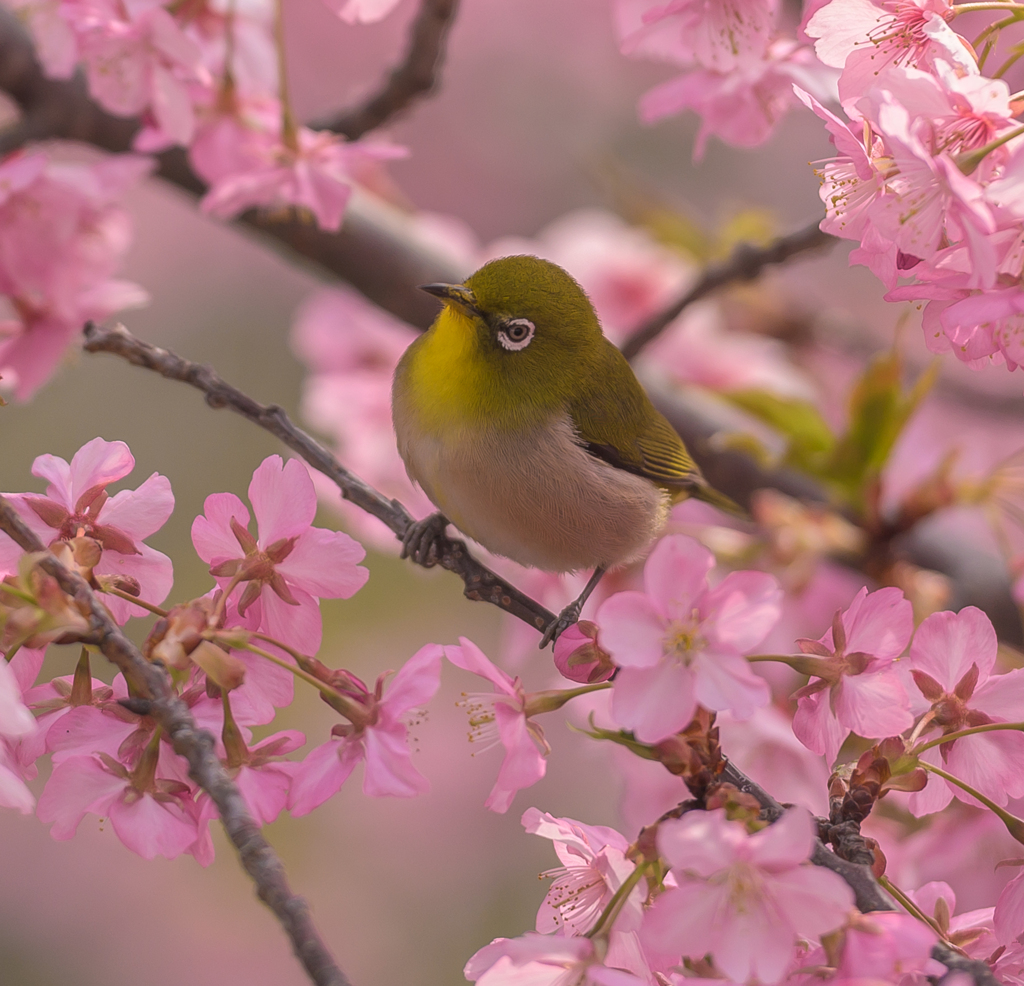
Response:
[391, 255, 741, 645]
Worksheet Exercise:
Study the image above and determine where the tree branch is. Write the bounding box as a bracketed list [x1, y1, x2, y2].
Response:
[619, 222, 835, 360]
[0, 497, 351, 986]
[82, 321, 557, 634]
[320, 0, 460, 140]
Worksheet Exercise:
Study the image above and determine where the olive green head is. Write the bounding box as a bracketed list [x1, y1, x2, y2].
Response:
[413, 256, 608, 420]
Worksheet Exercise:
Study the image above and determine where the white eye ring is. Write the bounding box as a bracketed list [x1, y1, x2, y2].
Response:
[497, 318, 535, 351]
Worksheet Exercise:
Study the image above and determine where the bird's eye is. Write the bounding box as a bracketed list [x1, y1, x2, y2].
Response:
[497, 318, 535, 351]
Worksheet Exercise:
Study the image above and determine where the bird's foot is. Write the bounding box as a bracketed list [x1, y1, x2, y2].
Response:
[539, 600, 584, 649]
[400, 512, 450, 567]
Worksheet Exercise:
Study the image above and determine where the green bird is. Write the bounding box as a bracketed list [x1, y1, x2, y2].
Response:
[391, 255, 741, 645]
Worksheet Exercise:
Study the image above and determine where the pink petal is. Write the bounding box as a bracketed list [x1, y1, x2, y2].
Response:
[842, 586, 914, 661]
[37, 754, 125, 838]
[486, 704, 547, 813]
[691, 647, 770, 719]
[229, 650, 295, 725]
[288, 737, 362, 816]
[911, 607, 998, 690]
[657, 810, 745, 875]
[972, 668, 1024, 720]
[749, 807, 816, 870]
[0, 659, 36, 738]
[64, 437, 135, 505]
[906, 747, 955, 817]
[191, 492, 250, 563]
[833, 668, 914, 739]
[276, 526, 367, 598]
[258, 585, 322, 656]
[48, 706, 138, 763]
[713, 903, 796, 984]
[381, 643, 443, 715]
[642, 881, 727, 957]
[445, 639, 517, 696]
[611, 660, 697, 743]
[596, 592, 666, 669]
[995, 870, 1024, 945]
[643, 535, 714, 620]
[100, 472, 174, 539]
[0, 757, 35, 813]
[95, 543, 174, 621]
[363, 720, 429, 797]
[249, 456, 316, 543]
[235, 763, 291, 826]
[792, 686, 848, 764]
[700, 571, 782, 652]
[108, 792, 199, 860]
[769, 865, 857, 937]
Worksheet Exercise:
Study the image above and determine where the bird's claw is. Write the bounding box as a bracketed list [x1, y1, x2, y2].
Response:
[400, 512, 450, 567]
[539, 601, 583, 649]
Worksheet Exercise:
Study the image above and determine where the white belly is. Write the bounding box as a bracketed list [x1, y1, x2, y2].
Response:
[395, 412, 669, 572]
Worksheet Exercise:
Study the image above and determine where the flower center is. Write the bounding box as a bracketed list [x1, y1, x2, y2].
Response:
[664, 611, 705, 664]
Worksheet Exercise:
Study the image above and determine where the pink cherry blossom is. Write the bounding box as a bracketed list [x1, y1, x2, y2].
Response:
[640, 39, 833, 160]
[996, 868, 1024, 946]
[320, 0, 402, 24]
[618, 0, 779, 72]
[791, 586, 915, 764]
[0, 151, 151, 399]
[37, 752, 202, 860]
[643, 808, 855, 984]
[200, 126, 406, 231]
[597, 535, 781, 744]
[288, 643, 442, 812]
[523, 808, 641, 936]
[445, 638, 549, 814]
[0, 653, 37, 740]
[191, 454, 368, 655]
[0, 437, 174, 622]
[0, 739, 35, 813]
[906, 606, 1024, 816]
[466, 933, 646, 986]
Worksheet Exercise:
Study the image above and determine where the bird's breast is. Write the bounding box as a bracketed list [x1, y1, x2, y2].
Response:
[393, 409, 670, 573]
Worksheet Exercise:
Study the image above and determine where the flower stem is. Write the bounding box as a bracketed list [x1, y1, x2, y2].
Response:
[913, 720, 1024, 755]
[275, 0, 299, 151]
[104, 586, 168, 616]
[920, 761, 1024, 845]
[957, 122, 1024, 173]
[586, 862, 648, 940]
[878, 875, 947, 939]
[953, 3, 1024, 12]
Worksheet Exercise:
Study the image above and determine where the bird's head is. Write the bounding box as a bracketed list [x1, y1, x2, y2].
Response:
[418, 256, 605, 409]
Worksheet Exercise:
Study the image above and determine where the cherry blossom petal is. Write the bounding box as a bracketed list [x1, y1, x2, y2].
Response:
[288, 737, 363, 816]
[95, 543, 174, 622]
[792, 685, 849, 764]
[249, 455, 317, 543]
[37, 754, 125, 838]
[595, 592, 666, 669]
[234, 763, 292, 826]
[191, 492, 251, 563]
[700, 570, 782, 652]
[642, 534, 714, 619]
[611, 660, 697, 743]
[487, 703, 547, 814]
[446, 638, 518, 696]
[101, 472, 174, 540]
[911, 606, 998, 688]
[107, 792, 199, 860]
[381, 643, 444, 714]
[276, 526, 368, 598]
[258, 584, 322, 656]
[995, 870, 1024, 945]
[837, 586, 914, 662]
[691, 647, 770, 719]
[833, 668, 914, 739]
[363, 720, 429, 797]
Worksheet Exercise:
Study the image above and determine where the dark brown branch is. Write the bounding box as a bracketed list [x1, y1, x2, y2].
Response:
[82, 321, 557, 634]
[0, 497, 350, 986]
[619, 223, 835, 360]
[321, 0, 459, 140]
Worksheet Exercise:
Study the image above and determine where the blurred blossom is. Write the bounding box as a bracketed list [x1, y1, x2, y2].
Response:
[466, 934, 646, 986]
[0, 151, 151, 400]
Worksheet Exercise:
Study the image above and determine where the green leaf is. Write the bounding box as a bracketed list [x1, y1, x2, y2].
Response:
[726, 389, 835, 472]
[828, 353, 938, 504]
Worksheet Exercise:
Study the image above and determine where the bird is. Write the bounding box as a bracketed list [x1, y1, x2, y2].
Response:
[391, 255, 742, 646]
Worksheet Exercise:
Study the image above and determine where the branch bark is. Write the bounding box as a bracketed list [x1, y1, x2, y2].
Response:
[82, 321, 557, 634]
[0, 497, 351, 986]
[619, 222, 835, 360]
[320, 0, 460, 140]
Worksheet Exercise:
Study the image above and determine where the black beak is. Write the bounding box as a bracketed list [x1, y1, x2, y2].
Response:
[419, 283, 482, 316]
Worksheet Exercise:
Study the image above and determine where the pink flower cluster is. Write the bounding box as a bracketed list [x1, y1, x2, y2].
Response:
[802, 0, 1024, 376]
[614, 0, 837, 159]
[0, 152, 151, 399]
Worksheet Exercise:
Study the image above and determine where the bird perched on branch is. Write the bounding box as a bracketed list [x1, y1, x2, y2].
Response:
[391, 255, 741, 645]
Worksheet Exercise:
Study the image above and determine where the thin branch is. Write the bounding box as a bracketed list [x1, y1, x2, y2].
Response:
[82, 321, 557, 634]
[619, 223, 835, 360]
[0, 497, 350, 986]
[321, 0, 460, 140]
